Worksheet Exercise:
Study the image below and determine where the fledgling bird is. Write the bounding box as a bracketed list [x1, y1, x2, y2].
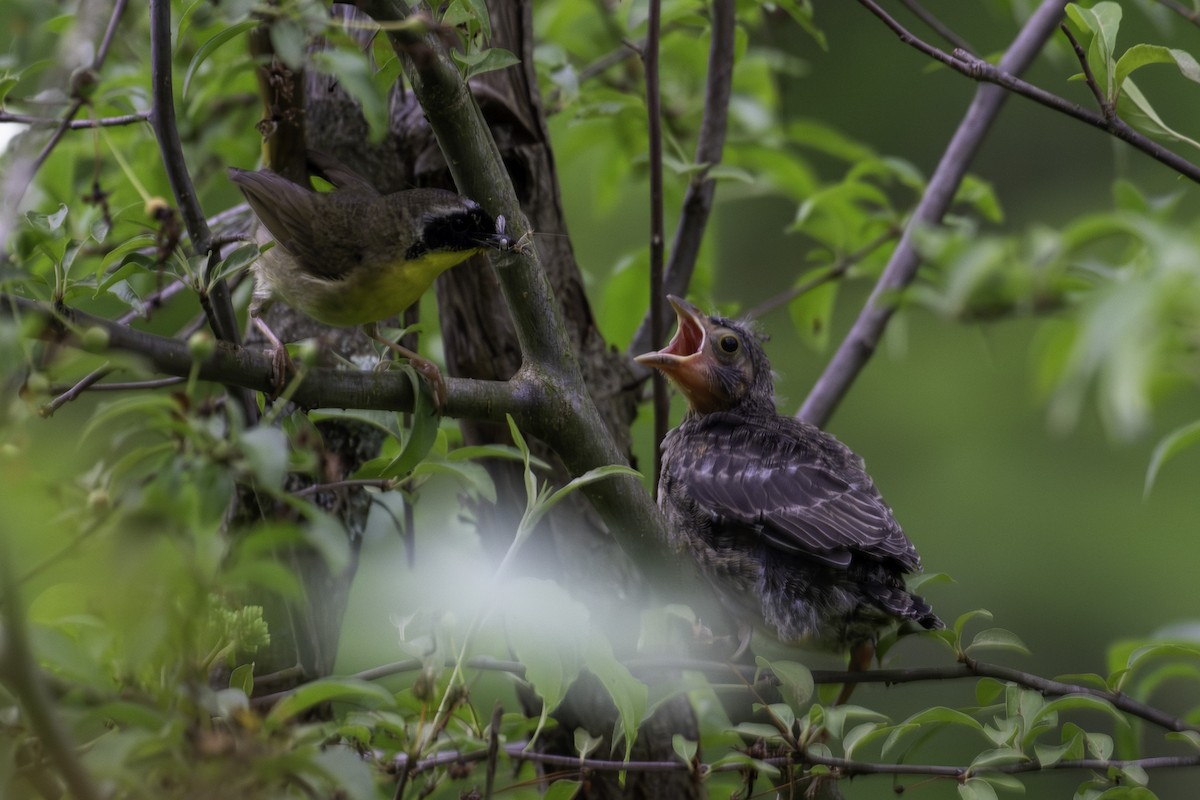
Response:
[636, 296, 941, 680]
[228, 151, 512, 407]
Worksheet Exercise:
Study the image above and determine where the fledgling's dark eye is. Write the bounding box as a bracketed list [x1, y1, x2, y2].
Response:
[718, 334, 739, 354]
[450, 215, 470, 232]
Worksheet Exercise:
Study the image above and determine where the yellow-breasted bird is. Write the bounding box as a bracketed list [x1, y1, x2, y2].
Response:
[636, 296, 941, 684]
[228, 152, 512, 407]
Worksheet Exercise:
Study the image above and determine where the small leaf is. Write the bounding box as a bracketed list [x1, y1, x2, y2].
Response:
[452, 46, 520, 80]
[967, 628, 1032, 657]
[229, 663, 254, 696]
[184, 19, 260, 97]
[959, 777, 999, 800]
[671, 734, 697, 766]
[1035, 730, 1083, 766]
[542, 780, 581, 800]
[1144, 419, 1200, 496]
[758, 657, 814, 711]
[968, 746, 1028, 772]
[574, 727, 602, 758]
[266, 678, 394, 725]
[239, 426, 289, 489]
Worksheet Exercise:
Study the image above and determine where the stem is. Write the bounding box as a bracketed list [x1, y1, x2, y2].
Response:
[644, 0, 668, 485]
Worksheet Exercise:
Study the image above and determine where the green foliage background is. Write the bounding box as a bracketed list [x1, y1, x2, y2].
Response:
[2, 1, 1200, 798]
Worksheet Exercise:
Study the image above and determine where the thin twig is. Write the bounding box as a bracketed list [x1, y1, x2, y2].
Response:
[644, 0, 668, 485]
[42, 364, 114, 416]
[629, 0, 736, 358]
[293, 478, 396, 497]
[387, 738, 1200, 780]
[897, 0, 974, 52]
[800, 0, 1070, 426]
[0, 111, 150, 128]
[1152, 0, 1200, 27]
[747, 227, 900, 319]
[1059, 23, 1111, 116]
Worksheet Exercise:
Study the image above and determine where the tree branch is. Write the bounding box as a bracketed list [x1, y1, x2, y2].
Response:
[629, 0, 736, 358]
[0, 547, 103, 800]
[799, 0, 1068, 426]
[148, 0, 245, 356]
[3, 293, 515, 420]
[365, 1, 669, 566]
[644, 0, 668, 484]
[0, 110, 150, 128]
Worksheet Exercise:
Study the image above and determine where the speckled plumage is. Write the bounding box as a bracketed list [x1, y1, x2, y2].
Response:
[638, 296, 940, 656]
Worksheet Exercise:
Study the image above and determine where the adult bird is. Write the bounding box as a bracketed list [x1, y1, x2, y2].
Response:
[229, 151, 512, 408]
[636, 296, 941, 685]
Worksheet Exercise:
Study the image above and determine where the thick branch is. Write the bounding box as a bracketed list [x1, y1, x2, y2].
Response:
[3, 294, 514, 420]
[366, 1, 668, 564]
[799, 0, 1068, 426]
[148, 0, 243, 349]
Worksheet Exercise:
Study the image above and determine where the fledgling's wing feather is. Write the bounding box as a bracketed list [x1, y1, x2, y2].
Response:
[667, 412, 921, 571]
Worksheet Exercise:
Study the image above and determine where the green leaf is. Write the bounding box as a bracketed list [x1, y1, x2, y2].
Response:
[1032, 695, 1127, 731]
[1166, 730, 1200, 750]
[1114, 44, 1200, 99]
[968, 746, 1028, 772]
[1144, 419, 1200, 496]
[585, 634, 647, 761]
[788, 276, 837, 352]
[229, 663, 254, 696]
[966, 628, 1032, 657]
[380, 402, 439, 479]
[954, 609, 993, 644]
[959, 777, 999, 800]
[842, 722, 888, 759]
[184, 18, 260, 97]
[522, 464, 641, 533]
[238, 426, 289, 489]
[880, 723, 920, 761]
[758, 657, 814, 711]
[542, 780, 582, 800]
[313, 49, 388, 143]
[268, 17, 306, 70]
[975, 677, 1006, 706]
[1035, 729, 1083, 766]
[266, 678, 395, 726]
[1118, 78, 1200, 152]
[672, 733, 697, 766]
[904, 706, 985, 732]
[452, 47, 520, 80]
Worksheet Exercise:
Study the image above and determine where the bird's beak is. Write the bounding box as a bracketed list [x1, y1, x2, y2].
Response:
[474, 214, 515, 251]
[635, 295, 717, 406]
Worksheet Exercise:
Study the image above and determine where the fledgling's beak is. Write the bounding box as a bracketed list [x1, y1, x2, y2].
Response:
[635, 295, 722, 411]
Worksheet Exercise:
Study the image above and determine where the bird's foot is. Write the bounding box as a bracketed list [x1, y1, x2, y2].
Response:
[252, 316, 295, 397]
[366, 326, 445, 414]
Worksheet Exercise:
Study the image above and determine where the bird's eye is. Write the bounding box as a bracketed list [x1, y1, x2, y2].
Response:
[450, 215, 470, 232]
[718, 334, 739, 354]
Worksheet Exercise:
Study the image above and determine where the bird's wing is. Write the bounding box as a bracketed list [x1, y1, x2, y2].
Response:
[666, 414, 921, 570]
[230, 168, 361, 281]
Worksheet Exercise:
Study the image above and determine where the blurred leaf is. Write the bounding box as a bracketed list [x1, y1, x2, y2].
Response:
[238, 426, 289, 489]
[313, 49, 388, 142]
[671, 733, 697, 766]
[184, 18, 259, 97]
[268, 17, 306, 70]
[542, 780, 582, 800]
[1144, 419, 1200, 497]
[266, 678, 395, 726]
[585, 633, 647, 761]
[788, 277, 836, 352]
